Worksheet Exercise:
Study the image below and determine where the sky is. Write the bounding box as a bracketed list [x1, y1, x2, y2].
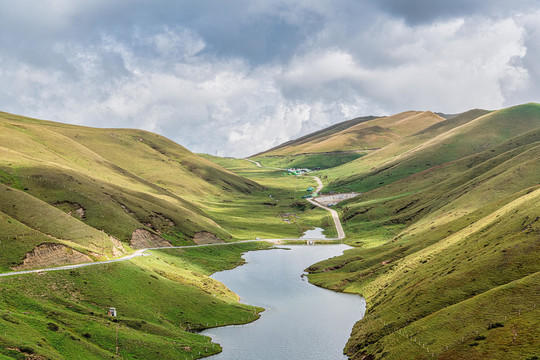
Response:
[0, 0, 539, 157]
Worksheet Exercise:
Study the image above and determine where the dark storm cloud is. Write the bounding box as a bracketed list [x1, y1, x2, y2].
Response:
[375, 0, 540, 24]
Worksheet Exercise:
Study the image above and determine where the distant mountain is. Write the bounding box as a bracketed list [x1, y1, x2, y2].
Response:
[0, 112, 261, 271]
[255, 111, 446, 156]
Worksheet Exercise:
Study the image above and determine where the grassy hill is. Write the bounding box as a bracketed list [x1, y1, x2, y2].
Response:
[0, 111, 335, 360]
[0, 112, 267, 271]
[256, 111, 446, 156]
[0, 242, 271, 360]
[1, 103, 538, 359]
[302, 103, 540, 359]
[252, 111, 448, 170]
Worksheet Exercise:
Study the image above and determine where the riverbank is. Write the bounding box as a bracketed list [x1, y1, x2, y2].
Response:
[201, 245, 366, 360]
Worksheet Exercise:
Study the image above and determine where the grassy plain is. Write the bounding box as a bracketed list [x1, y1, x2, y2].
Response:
[198, 155, 336, 239]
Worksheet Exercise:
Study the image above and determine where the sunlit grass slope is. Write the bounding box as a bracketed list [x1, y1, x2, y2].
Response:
[0, 112, 263, 271]
[0, 243, 269, 360]
[253, 115, 378, 156]
[303, 103, 540, 359]
[255, 111, 445, 157]
[327, 104, 539, 192]
[198, 155, 337, 239]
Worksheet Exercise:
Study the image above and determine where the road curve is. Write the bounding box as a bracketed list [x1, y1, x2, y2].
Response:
[0, 161, 345, 278]
[307, 176, 345, 239]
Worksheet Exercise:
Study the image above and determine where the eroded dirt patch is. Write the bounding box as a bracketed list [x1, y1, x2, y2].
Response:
[193, 231, 225, 245]
[130, 229, 172, 249]
[52, 201, 86, 220]
[110, 236, 127, 257]
[13, 243, 93, 270]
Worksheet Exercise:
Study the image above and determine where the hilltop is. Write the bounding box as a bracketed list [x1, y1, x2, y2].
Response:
[251, 111, 450, 170]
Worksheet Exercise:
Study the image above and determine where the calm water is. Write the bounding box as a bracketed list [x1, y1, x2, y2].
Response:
[301, 227, 327, 239]
[201, 245, 366, 360]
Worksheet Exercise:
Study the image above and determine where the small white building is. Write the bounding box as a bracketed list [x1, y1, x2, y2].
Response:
[108, 307, 117, 317]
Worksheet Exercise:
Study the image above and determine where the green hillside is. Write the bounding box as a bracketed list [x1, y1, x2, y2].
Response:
[0, 242, 270, 360]
[253, 115, 378, 156]
[254, 111, 445, 157]
[252, 111, 450, 171]
[303, 103, 540, 359]
[0, 111, 334, 360]
[0, 112, 266, 271]
[327, 104, 539, 192]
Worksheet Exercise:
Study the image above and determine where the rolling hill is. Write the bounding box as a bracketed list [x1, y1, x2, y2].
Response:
[255, 111, 445, 156]
[301, 103, 540, 359]
[0, 111, 262, 272]
[252, 111, 452, 170]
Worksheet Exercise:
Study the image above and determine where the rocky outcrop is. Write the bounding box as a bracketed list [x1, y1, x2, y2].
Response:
[129, 229, 172, 249]
[193, 231, 225, 245]
[13, 243, 93, 270]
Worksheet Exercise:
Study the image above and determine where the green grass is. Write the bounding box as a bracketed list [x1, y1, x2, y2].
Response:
[0, 243, 270, 360]
[0, 113, 333, 271]
[198, 155, 337, 239]
[251, 152, 365, 170]
[298, 104, 540, 359]
[325, 104, 539, 193]
[1, 104, 539, 360]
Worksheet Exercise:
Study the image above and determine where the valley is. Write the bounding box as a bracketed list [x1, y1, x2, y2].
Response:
[1, 104, 539, 359]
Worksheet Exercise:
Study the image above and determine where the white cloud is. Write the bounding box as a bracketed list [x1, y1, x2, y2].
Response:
[0, 2, 538, 157]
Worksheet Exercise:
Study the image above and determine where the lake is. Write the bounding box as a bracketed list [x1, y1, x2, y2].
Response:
[201, 244, 366, 360]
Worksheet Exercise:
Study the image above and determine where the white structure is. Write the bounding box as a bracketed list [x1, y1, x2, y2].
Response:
[314, 192, 359, 206]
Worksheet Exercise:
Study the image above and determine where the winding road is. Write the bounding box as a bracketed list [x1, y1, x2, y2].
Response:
[0, 161, 345, 278]
[307, 176, 346, 239]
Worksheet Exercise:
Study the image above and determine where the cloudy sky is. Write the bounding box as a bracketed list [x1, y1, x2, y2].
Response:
[1, 1, 539, 156]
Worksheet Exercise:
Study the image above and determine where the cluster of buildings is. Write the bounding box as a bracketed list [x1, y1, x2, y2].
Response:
[284, 168, 312, 175]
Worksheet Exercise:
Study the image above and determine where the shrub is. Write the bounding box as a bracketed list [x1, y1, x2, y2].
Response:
[47, 322, 59, 331]
[487, 322, 504, 330]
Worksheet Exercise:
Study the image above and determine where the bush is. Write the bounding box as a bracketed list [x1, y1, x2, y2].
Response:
[474, 335, 486, 341]
[487, 322, 504, 330]
[47, 322, 59, 331]
[83, 333, 92, 339]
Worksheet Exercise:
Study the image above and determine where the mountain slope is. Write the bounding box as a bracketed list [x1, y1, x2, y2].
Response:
[0, 112, 262, 271]
[303, 103, 540, 359]
[255, 111, 445, 157]
[328, 104, 539, 192]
